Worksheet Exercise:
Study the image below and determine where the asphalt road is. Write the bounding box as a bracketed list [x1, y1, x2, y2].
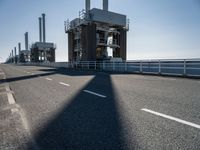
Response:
[1, 64, 200, 150]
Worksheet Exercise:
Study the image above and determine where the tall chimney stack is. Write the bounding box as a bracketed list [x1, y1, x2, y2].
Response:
[103, 0, 108, 11]
[18, 43, 21, 62]
[18, 42, 21, 52]
[86, 0, 90, 12]
[11, 50, 13, 63]
[25, 32, 29, 50]
[39, 17, 42, 42]
[14, 47, 17, 63]
[12, 50, 13, 63]
[42, 13, 46, 43]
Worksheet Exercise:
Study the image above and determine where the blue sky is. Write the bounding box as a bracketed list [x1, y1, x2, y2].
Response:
[0, 0, 200, 62]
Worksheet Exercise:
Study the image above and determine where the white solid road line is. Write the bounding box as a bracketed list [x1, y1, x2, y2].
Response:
[11, 108, 19, 113]
[59, 82, 70, 86]
[141, 108, 200, 129]
[2, 70, 16, 105]
[5, 84, 15, 104]
[83, 90, 107, 98]
[45, 78, 53, 81]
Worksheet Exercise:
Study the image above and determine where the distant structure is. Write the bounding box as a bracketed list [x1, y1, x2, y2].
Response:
[6, 33, 30, 64]
[19, 32, 31, 63]
[31, 14, 56, 62]
[14, 47, 17, 63]
[65, 0, 129, 62]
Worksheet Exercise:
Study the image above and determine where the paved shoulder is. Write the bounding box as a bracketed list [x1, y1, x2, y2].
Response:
[0, 65, 37, 150]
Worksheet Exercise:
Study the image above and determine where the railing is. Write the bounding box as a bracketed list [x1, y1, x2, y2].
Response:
[21, 59, 200, 78]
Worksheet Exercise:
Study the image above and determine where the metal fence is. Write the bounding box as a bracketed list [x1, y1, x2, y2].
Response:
[22, 59, 200, 78]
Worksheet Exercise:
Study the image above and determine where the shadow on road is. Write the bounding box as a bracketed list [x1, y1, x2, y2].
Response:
[0, 67, 104, 83]
[0, 65, 131, 84]
[27, 73, 130, 150]
[0, 72, 56, 83]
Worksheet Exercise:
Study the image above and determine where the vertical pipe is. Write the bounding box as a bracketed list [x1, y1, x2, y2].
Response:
[25, 32, 28, 50]
[42, 13, 46, 43]
[86, 0, 90, 11]
[103, 0, 108, 11]
[39, 17, 42, 42]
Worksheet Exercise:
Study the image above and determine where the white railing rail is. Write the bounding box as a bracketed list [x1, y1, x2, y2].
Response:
[20, 59, 200, 78]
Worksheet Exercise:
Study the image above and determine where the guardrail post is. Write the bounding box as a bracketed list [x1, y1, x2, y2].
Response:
[94, 61, 96, 70]
[82, 62, 83, 70]
[159, 60, 161, 74]
[183, 59, 186, 76]
[71, 62, 73, 69]
[125, 62, 127, 71]
[88, 62, 90, 70]
[113, 61, 115, 71]
[140, 61, 143, 73]
[103, 61, 105, 70]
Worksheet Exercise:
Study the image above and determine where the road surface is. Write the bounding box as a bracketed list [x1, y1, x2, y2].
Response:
[0, 64, 200, 150]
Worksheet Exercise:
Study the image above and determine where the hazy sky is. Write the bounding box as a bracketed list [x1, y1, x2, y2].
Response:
[0, 0, 200, 62]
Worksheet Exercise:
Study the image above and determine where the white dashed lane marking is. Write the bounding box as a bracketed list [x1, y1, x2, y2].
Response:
[59, 82, 70, 87]
[83, 90, 107, 98]
[141, 108, 200, 129]
[45, 78, 53, 81]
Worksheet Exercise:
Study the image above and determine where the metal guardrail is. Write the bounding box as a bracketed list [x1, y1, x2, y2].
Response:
[21, 59, 200, 78]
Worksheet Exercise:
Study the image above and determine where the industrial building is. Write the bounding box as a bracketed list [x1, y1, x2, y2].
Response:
[6, 33, 30, 64]
[31, 14, 56, 62]
[19, 32, 31, 63]
[65, 0, 129, 62]
[6, 46, 20, 64]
